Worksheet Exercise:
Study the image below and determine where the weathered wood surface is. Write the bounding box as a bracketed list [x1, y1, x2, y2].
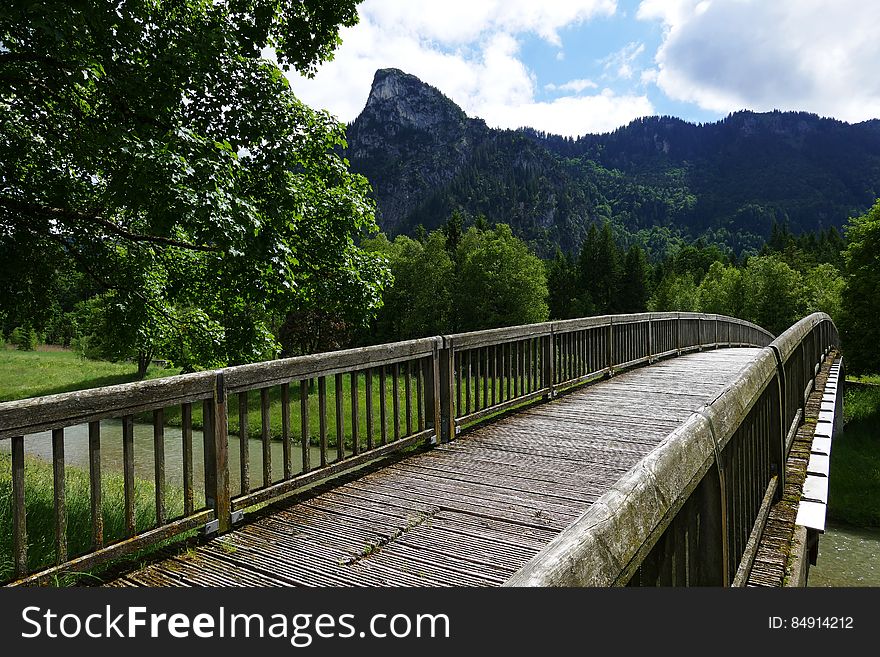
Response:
[103, 349, 762, 587]
[746, 351, 839, 587]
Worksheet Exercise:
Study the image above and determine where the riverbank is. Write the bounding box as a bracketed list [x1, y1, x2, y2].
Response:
[0, 452, 183, 583]
[827, 377, 880, 527]
[0, 348, 177, 402]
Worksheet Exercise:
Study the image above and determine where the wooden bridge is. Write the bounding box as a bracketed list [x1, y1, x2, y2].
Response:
[0, 312, 842, 587]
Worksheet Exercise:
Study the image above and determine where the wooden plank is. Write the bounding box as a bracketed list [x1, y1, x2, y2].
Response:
[405, 361, 413, 435]
[153, 409, 166, 526]
[181, 403, 194, 514]
[52, 427, 68, 565]
[416, 360, 424, 433]
[238, 392, 249, 494]
[300, 379, 311, 474]
[122, 415, 136, 537]
[351, 371, 360, 456]
[456, 351, 462, 416]
[733, 477, 778, 586]
[465, 351, 472, 415]
[261, 387, 272, 487]
[492, 345, 498, 406]
[202, 399, 216, 512]
[393, 363, 401, 441]
[364, 369, 373, 450]
[88, 421, 103, 549]
[318, 376, 328, 467]
[282, 383, 292, 479]
[484, 347, 490, 409]
[335, 373, 345, 462]
[212, 374, 231, 533]
[12, 435, 27, 578]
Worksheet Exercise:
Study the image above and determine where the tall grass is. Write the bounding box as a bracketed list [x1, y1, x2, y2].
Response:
[0, 453, 184, 584]
[828, 381, 880, 527]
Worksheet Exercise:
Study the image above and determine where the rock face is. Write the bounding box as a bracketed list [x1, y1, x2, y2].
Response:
[345, 69, 489, 232]
[344, 68, 880, 254]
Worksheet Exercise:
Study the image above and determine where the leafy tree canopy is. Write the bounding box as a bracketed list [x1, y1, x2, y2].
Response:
[0, 0, 387, 371]
[841, 199, 880, 373]
[454, 224, 548, 332]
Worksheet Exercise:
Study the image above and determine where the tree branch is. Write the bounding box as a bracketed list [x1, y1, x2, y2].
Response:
[0, 197, 223, 253]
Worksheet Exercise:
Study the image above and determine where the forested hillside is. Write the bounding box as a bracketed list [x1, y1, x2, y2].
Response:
[346, 69, 880, 257]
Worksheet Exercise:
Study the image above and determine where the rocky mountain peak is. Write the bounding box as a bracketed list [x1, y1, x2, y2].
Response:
[360, 68, 468, 131]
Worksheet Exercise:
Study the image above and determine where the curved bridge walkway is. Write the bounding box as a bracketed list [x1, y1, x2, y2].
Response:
[105, 348, 761, 587]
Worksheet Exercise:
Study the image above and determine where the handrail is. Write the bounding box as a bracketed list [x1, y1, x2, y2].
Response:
[1, 312, 773, 585]
[504, 312, 839, 587]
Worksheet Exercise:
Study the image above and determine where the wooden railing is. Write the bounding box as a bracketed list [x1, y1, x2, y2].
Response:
[505, 312, 839, 587]
[0, 312, 771, 585]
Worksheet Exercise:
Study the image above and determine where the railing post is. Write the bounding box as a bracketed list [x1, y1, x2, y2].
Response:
[438, 341, 456, 442]
[423, 341, 441, 445]
[204, 372, 231, 533]
[676, 313, 681, 355]
[606, 318, 614, 373]
[542, 328, 555, 399]
[647, 316, 654, 362]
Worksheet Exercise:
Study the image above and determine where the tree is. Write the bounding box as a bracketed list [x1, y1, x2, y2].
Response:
[619, 245, 650, 313]
[741, 255, 803, 335]
[840, 199, 880, 373]
[697, 261, 746, 318]
[0, 0, 387, 372]
[577, 222, 622, 314]
[454, 224, 548, 332]
[649, 273, 698, 312]
[363, 232, 454, 341]
[545, 248, 580, 320]
[802, 263, 844, 325]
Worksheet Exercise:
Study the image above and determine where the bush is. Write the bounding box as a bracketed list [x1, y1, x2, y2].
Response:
[10, 326, 37, 351]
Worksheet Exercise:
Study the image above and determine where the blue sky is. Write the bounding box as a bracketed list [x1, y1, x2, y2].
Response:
[289, 0, 880, 137]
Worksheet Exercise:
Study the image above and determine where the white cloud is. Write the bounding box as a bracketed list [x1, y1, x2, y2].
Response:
[482, 90, 654, 136]
[637, 0, 880, 122]
[546, 78, 599, 93]
[287, 0, 651, 137]
[600, 42, 646, 80]
[361, 0, 617, 46]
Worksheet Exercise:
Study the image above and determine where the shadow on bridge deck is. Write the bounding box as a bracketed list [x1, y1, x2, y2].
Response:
[104, 349, 763, 587]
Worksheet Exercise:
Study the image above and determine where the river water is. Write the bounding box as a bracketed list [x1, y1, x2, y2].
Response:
[808, 522, 880, 587]
[0, 419, 328, 501]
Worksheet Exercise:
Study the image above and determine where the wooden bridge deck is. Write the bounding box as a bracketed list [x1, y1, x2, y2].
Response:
[104, 348, 762, 587]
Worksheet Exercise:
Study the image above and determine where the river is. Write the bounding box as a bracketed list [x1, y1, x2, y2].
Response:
[808, 522, 880, 587]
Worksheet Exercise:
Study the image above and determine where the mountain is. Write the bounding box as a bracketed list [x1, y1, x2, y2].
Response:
[345, 68, 880, 255]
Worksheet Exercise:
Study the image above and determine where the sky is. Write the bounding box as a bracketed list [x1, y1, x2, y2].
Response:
[287, 0, 880, 138]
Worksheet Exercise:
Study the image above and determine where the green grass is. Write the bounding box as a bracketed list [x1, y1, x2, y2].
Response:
[0, 348, 179, 402]
[0, 452, 185, 584]
[828, 379, 880, 527]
